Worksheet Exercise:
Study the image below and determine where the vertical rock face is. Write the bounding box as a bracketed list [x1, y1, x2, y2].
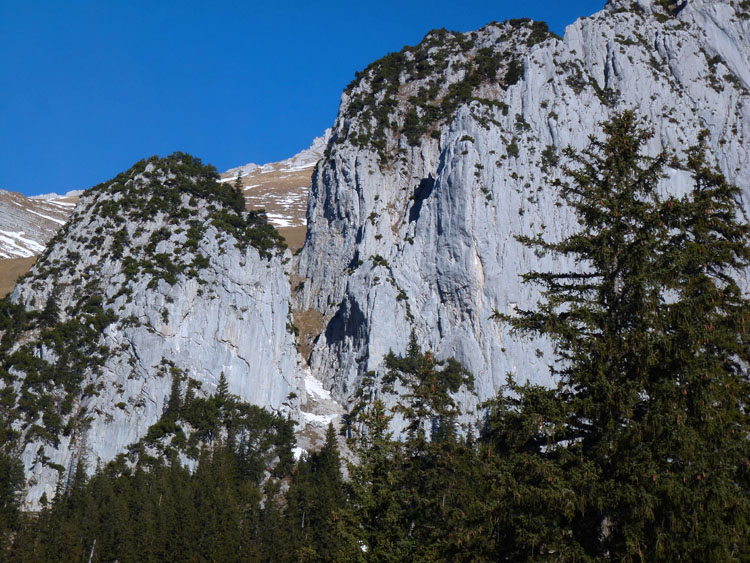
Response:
[296, 0, 750, 413]
[3, 154, 303, 507]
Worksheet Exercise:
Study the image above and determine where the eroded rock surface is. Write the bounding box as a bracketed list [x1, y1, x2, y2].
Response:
[4, 154, 304, 507]
[296, 0, 750, 415]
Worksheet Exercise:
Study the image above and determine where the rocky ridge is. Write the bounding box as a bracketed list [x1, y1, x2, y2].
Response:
[3, 154, 306, 507]
[295, 0, 750, 415]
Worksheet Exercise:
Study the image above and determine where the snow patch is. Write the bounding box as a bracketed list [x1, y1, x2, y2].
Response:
[304, 373, 332, 400]
[300, 411, 337, 426]
[0, 230, 45, 256]
[266, 213, 294, 228]
[26, 210, 66, 225]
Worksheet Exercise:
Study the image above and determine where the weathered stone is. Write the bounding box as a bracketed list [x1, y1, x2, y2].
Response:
[296, 0, 750, 419]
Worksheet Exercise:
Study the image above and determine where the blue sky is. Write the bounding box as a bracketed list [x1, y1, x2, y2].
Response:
[0, 0, 605, 197]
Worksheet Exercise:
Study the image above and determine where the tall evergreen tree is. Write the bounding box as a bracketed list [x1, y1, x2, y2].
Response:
[0, 448, 23, 549]
[382, 332, 474, 443]
[493, 112, 750, 559]
[39, 288, 60, 326]
[346, 339, 478, 560]
[345, 398, 411, 561]
[217, 371, 229, 404]
[285, 423, 352, 560]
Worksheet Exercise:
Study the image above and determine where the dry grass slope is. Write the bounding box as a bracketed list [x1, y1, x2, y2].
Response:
[0, 256, 36, 298]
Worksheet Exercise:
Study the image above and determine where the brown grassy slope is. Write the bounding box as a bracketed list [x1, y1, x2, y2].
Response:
[223, 164, 314, 251]
[0, 256, 36, 298]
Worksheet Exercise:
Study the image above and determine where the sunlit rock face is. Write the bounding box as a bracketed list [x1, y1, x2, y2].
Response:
[296, 0, 750, 415]
[6, 155, 304, 508]
[5, 0, 749, 509]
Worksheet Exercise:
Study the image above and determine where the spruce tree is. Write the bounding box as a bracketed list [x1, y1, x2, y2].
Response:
[346, 338, 477, 560]
[165, 372, 183, 420]
[39, 289, 60, 326]
[345, 398, 411, 560]
[494, 112, 750, 559]
[0, 449, 23, 548]
[382, 331, 474, 443]
[217, 371, 229, 404]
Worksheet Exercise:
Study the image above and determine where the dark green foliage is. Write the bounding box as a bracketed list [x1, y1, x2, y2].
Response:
[540, 144, 559, 171]
[284, 423, 354, 559]
[371, 254, 389, 268]
[0, 449, 24, 546]
[7, 389, 300, 562]
[342, 19, 556, 162]
[504, 58, 524, 85]
[345, 398, 411, 559]
[0, 293, 114, 447]
[10, 446, 258, 561]
[344, 339, 481, 560]
[39, 289, 60, 326]
[403, 108, 425, 146]
[493, 112, 750, 559]
[382, 332, 474, 440]
[525, 20, 561, 46]
[0, 299, 33, 353]
[216, 371, 229, 403]
[507, 140, 520, 157]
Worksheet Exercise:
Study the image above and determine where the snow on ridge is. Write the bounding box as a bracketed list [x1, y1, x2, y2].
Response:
[0, 230, 45, 257]
[30, 189, 83, 200]
[26, 210, 66, 225]
[221, 129, 331, 179]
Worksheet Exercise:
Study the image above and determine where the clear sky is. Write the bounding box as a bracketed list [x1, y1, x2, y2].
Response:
[0, 0, 605, 197]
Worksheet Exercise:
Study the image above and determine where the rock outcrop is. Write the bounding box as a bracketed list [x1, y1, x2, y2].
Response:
[3, 154, 304, 507]
[296, 0, 750, 415]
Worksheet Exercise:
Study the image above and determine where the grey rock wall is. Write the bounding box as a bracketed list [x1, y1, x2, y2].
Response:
[297, 0, 750, 416]
[6, 158, 305, 507]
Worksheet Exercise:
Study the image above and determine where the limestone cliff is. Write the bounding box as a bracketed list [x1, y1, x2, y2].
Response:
[3, 154, 304, 506]
[296, 0, 750, 414]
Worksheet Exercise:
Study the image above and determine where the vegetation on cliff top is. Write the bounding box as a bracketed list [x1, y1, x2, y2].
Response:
[0, 152, 288, 472]
[335, 19, 559, 163]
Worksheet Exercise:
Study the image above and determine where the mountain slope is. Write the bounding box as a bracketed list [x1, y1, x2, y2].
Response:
[0, 137, 326, 298]
[220, 130, 330, 249]
[3, 154, 305, 507]
[295, 0, 750, 413]
[0, 190, 77, 259]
